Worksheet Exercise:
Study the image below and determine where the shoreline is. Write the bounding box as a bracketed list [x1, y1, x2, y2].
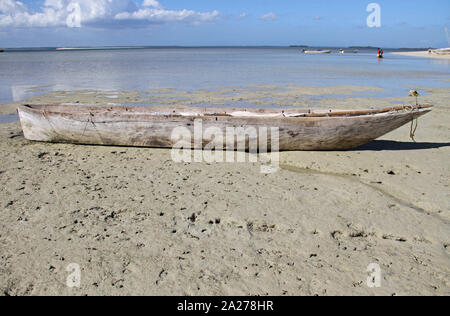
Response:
[0, 84, 437, 117]
[392, 51, 450, 59]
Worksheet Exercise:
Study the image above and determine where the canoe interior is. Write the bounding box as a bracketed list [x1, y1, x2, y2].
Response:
[18, 103, 434, 118]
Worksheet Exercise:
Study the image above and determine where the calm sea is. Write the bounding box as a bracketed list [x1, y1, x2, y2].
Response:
[0, 47, 449, 104]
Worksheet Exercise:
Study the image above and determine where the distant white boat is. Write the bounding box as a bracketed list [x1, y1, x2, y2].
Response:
[430, 28, 450, 55]
[339, 49, 358, 54]
[430, 48, 450, 55]
[302, 49, 332, 54]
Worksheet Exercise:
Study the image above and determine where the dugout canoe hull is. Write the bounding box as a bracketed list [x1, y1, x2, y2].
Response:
[17, 104, 433, 151]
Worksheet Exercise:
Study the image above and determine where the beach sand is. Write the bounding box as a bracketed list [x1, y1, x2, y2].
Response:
[0, 86, 449, 296]
[392, 51, 450, 60]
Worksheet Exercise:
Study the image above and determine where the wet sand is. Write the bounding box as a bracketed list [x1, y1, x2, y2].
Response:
[0, 85, 449, 296]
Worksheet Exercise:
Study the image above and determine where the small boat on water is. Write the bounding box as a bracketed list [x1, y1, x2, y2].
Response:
[339, 49, 359, 54]
[430, 48, 450, 55]
[302, 49, 332, 54]
[17, 104, 433, 151]
[0, 49, 5, 53]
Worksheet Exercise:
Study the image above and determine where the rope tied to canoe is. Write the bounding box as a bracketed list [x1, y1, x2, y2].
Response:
[404, 105, 420, 142]
[410, 117, 419, 142]
[403, 105, 414, 112]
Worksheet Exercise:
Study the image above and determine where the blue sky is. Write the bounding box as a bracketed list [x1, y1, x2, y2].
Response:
[1, 0, 449, 48]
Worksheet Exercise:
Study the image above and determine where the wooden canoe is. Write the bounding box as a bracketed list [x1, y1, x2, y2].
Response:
[17, 104, 433, 151]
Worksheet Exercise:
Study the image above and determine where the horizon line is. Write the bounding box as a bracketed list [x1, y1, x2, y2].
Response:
[1, 45, 439, 51]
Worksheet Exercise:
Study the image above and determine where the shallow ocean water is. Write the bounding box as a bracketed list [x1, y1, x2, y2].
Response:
[0, 47, 449, 104]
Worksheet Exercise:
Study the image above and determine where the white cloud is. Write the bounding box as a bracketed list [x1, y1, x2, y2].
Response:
[115, 9, 220, 25]
[0, 0, 219, 28]
[142, 0, 162, 9]
[0, 0, 27, 14]
[260, 12, 277, 22]
[237, 13, 247, 20]
[44, 0, 64, 11]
